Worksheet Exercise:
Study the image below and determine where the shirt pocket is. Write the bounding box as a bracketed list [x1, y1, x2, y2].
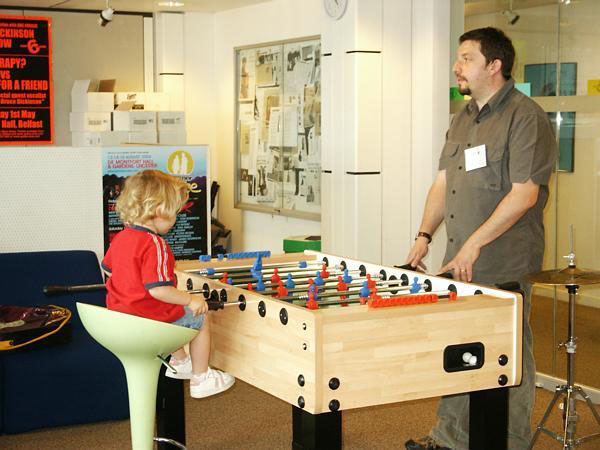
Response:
[439, 141, 460, 169]
[466, 144, 505, 191]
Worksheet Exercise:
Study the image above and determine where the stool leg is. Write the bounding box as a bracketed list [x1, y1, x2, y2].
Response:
[122, 359, 162, 450]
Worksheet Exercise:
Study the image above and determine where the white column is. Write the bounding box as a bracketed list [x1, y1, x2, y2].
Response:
[381, 0, 412, 267]
[322, 0, 383, 263]
[322, 0, 451, 268]
[410, 0, 450, 270]
[143, 17, 154, 92]
[154, 12, 185, 110]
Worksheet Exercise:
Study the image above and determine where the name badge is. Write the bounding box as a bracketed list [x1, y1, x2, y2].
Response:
[464, 144, 487, 171]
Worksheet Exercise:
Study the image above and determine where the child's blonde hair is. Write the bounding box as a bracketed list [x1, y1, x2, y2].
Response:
[116, 170, 189, 226]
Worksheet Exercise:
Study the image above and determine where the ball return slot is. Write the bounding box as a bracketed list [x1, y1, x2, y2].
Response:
[443, 342, 485, 372]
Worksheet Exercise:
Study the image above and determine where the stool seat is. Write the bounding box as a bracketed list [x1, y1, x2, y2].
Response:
[77, 303, 198, 450]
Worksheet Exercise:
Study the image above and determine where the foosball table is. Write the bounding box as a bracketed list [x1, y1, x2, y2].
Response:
[156, 251, 523, 450]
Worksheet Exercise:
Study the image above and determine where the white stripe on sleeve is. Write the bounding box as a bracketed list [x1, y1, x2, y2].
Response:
[160, 237, 170, 281]
[150, 234, 164, 282]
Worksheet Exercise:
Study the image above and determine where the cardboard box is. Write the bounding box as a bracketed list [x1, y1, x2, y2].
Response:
[128, 130, 158, 144]
[158, 130, 187, 145]
[145, 92, 170, 111]
[113, 110, 157, 131]
[69, 112, 112, 132]
[71, 131, 128, 147]
[115, 92, 146, 108]
[71, 79, 115, 112]
[157, 111, 185, 130]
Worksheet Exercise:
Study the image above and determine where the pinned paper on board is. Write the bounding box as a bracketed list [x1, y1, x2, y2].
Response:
[235, 38, 321, 219]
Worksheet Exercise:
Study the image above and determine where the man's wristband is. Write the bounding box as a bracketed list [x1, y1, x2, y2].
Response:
[415, 231, 432, 243]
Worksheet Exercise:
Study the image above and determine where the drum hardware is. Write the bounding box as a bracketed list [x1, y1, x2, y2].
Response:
[527, 246, 600, 449]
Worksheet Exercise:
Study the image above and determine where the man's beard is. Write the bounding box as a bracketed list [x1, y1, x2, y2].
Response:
[458, 86, 471, 96]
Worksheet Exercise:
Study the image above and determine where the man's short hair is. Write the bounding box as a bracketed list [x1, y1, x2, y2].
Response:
[460, 27, 515, 80]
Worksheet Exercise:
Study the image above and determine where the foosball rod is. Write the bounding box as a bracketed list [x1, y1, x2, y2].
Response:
[184, 275, 399, 299]
[184, 260, 339, 276]
[227, 269, 366, 288]
[204, 263, 347, 281]
[258, 276, 397, 296]
[208, 265, 330, 280]
[278, 284, 415, 302]
[227, 268, 364, 285]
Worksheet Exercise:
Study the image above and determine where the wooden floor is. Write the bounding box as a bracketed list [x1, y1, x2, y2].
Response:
[1, 294, 599, 449]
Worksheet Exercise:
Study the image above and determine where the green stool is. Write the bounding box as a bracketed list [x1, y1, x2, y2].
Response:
[283, 235, 321, 253]
[77, 303, 198, 450]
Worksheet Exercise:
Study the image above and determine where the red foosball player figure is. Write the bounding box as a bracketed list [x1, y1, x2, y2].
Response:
[337, 275, 348, 300]
[271, 268, 281, 285]
[366, 274, 377, 289]
[321, 264, 330, 279]
[306, 292, 318, 310]
[276, 281, 288, 298]
[368, 287, 384, 308]
[220, 272, 229, 284]
[336, 275, 349, 306]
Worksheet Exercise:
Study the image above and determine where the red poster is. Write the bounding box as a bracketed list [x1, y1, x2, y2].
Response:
[0, 15, 53, 145]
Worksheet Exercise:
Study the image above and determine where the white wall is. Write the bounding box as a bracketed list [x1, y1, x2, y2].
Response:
[183, 0, 452, 263]
[0, 147, 104, 258]
[0, 9, 145, 146]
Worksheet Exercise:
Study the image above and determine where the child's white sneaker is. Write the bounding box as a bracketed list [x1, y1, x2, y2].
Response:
[190, 367, 235, 398]
[165, 356, 192, 380]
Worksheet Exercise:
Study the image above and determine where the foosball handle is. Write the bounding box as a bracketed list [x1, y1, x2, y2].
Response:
[43, 283, 107, 296]
[394, 263, 416, 271]
[206, 301, 224, 311]
[437, 272, 454, 280]
[495, 281, 521, 292]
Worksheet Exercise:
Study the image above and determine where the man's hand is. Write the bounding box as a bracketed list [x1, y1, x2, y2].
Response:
[439, 241, 481, 282]
[438, 179, 539, 283]
[188, 295, 208, 316]
[404, 237, 430, 271]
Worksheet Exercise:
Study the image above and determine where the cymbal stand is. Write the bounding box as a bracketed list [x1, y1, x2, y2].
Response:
[528, 281, 600, 449]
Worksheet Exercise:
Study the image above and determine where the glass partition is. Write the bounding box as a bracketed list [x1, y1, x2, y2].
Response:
[459, 0, 600, 390]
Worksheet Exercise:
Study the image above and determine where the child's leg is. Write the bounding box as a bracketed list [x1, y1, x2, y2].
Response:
[189, 314, 210, 374]
[171, 347, 188, 362]
[188, 314, 234, 398]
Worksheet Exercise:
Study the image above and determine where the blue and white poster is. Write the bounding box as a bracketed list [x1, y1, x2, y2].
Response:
[102, 145, 210, 259]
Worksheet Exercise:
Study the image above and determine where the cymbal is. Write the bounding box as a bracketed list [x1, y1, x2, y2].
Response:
[526, 266, 600, 286]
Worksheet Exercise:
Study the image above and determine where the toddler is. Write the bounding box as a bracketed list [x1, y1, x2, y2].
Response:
[102, 169, 234, 398]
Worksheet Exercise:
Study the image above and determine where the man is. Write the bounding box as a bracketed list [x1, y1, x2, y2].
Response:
[404, 27, 556, 450]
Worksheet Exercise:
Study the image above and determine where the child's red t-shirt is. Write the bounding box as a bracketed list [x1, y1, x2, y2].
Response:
[102, 225, 185, 322]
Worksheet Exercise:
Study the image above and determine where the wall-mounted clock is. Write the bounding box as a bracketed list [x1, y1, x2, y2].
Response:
[324, 0, 348, 20]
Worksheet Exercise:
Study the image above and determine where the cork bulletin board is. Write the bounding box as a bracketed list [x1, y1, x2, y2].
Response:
[234, 36, 321, 220]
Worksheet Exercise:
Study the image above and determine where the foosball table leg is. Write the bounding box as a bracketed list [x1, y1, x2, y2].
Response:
[469, 387, 508, 450]
[156, 362, 187, 449]
[292, 406, 342, 450]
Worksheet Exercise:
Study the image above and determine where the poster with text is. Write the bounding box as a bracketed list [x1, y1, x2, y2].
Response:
[102, 146, 209, 260]
[0, 15, 53, 144]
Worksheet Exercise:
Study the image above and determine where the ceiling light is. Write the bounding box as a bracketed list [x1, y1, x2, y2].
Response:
[98, 1, 114, 27]
[501, 9, 520, 25]
[157, 1, 184, 6]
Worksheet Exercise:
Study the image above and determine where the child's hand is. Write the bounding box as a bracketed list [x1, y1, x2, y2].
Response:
[188, 295, 208, 316]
